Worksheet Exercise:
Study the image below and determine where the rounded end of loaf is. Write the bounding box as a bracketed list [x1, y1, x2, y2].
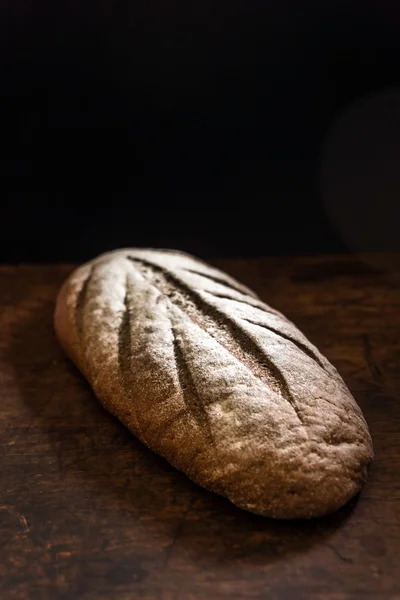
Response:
[223, 429, 373, 520]
[54, 265, 91, 377]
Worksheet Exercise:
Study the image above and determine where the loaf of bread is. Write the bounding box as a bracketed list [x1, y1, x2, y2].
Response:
[54, 248, 373, 519]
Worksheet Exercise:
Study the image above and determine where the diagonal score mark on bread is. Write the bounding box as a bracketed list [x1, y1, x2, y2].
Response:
[170, 326, 215, 445]
[202, 291, 281, 319]
[118, 280, 132, 379]
[127, 256, 305, 425]
[240, 317, 328, 373]
[182, 267, 285, 319]
[182, 267, 256, 297]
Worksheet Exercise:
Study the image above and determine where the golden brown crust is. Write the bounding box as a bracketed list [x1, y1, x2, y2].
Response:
[54, 249, 373, 519]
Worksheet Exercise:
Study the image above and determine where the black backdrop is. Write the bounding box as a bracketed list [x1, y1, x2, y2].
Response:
[1, 1, 400, 262]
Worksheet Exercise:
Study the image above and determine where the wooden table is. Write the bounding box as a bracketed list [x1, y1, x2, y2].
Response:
[1, 255, 400, 599]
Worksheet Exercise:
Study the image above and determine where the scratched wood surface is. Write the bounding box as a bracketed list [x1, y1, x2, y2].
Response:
[1, 255, 400, 600]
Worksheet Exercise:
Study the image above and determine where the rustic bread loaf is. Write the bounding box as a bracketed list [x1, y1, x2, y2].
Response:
[54, 248, 373, 519]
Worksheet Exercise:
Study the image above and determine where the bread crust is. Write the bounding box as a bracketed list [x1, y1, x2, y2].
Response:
[54, 248, 373, 519]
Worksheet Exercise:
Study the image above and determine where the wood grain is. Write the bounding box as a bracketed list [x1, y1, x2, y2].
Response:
[1, 255, 399, 599]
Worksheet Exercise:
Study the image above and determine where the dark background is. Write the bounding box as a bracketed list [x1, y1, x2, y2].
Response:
[1, 1, 400, 262]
